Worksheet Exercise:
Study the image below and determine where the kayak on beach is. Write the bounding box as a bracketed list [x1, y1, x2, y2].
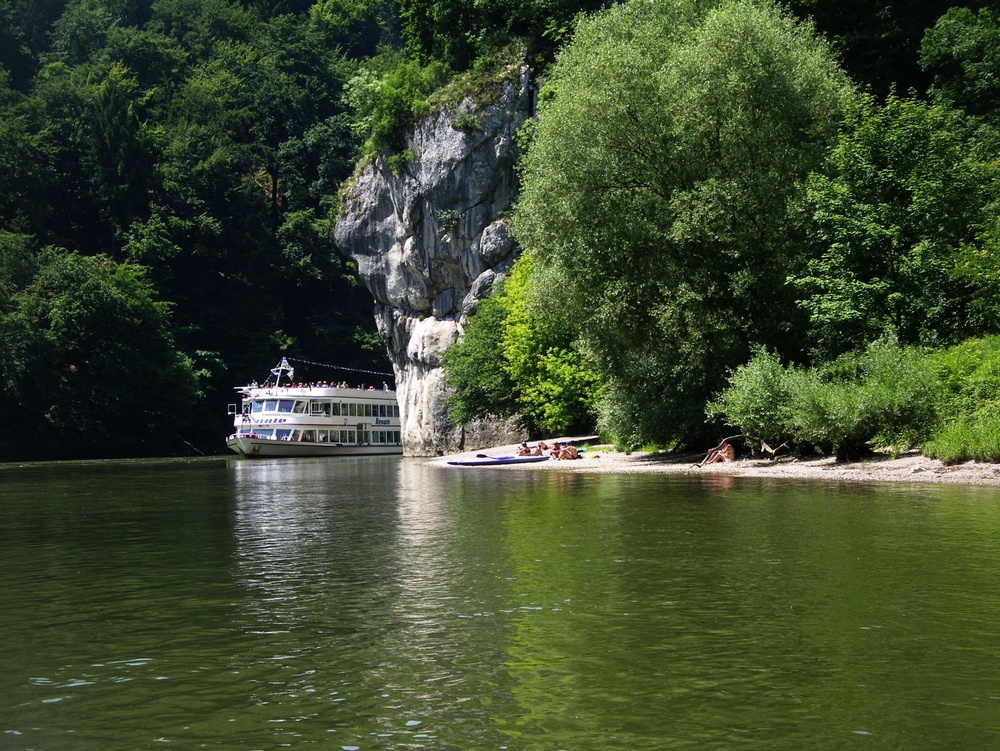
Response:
[447, 455, 551, 467]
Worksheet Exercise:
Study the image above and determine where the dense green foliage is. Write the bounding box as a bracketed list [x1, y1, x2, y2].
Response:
[510, 0, 851, 445]
[711, 336, 1000, 464]
[708, 340, 942, 459]
[443, 253, 601, 435]
[923, 336, 1000, 463]
[0, 0, 393, 457]
[5, 0, 1000, 459]
[791, 93, 1000, 359]
[444, 0, 1000, 458]
[784, 0, 992, 97]
[921, 6, 1000, 125]
[0, 245, 199, 458]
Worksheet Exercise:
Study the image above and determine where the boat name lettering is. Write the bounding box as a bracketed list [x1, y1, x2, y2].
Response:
[375, 418, 391, 425]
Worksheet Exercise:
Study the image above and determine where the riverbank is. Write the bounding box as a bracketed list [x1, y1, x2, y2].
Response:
[432, 441, 1000, 486]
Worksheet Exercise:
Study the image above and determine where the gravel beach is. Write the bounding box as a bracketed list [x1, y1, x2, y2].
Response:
[432, 440, 1000, 487]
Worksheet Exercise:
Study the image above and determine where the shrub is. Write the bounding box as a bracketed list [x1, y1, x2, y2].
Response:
[923, 404, 1000, 464]
[832, 339, 941, 453]
[345, 55, 451, 160]
[706, 347, 791, 441]
[924, 336, 1000, 463]
[710, 339, 942, 458]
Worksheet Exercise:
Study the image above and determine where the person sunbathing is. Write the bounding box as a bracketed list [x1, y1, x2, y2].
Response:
[517, 441, 550, 456]
[557, 444, 579, 460]
[702, 441, 735, 465]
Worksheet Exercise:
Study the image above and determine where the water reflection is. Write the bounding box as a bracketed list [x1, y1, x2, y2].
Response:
[3, 460, 1000, 749]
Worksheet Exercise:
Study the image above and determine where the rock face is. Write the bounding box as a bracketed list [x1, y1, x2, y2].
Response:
[335, 66, 533, 456]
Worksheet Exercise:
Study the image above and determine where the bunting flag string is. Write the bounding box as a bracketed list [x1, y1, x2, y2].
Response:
[284, 356, 395, 380]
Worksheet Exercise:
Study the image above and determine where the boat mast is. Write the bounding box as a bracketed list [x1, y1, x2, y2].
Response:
[270, 356, 295, 387]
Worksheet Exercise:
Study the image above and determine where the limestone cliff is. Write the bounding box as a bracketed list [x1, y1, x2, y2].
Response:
[334, 66, 533, 456]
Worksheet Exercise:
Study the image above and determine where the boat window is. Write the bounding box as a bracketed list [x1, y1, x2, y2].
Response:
[310, 400, 331, 416]
[358, 430, 370, 444]
[275, 429, 292, 440]
[365, 404, 373, 417]
[301, 430, 316, 442]
[378, 405, 386, 418]
[317, 430, 328, 442]
[293, 401, 306, 414]
[330, 403, 341, 416]
[251, 401, 264, 413]
[277, 400, 296, 412]
[290, 430, 302, 441]
[256, 428, 274, 439]
[346, 430, 355, 443]
[348, 403, 357, 417]
[393, 431, 400, 443]
[264, 400, 278, 412]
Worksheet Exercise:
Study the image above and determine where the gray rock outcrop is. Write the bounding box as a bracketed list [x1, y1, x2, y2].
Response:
[335, 64, 533, 455]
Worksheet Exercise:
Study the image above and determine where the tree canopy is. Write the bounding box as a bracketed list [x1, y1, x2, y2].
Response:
[0, 0, 393, 457]
[0, 247, 199, 459]
[4, 0, 1000, 458]
[792, 93, 1000, 359]
[511, 0, 852, 445]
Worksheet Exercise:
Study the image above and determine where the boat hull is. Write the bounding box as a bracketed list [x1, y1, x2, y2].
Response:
[226, 437, 402, 458]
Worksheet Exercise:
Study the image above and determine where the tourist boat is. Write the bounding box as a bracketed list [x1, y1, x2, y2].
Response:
[226, 357, 403, 458]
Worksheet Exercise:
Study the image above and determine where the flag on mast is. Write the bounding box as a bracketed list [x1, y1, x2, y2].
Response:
[270, 357, 294, 381]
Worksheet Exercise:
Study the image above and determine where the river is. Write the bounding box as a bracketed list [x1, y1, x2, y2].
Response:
[1, 457, 998, 750]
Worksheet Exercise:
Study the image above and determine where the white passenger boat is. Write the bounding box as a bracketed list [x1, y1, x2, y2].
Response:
[226, 357, 403, 458]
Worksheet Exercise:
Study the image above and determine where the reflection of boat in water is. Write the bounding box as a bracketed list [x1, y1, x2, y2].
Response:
[447, 455, 550, 467]
[226, 357, 403, 458]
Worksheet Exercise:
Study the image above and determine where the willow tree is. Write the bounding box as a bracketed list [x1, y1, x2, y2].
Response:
[511, 0, 852, 446]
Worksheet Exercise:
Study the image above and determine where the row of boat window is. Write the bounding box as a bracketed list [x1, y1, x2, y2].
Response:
[239, 428, 402, 444]
[247, 399, 400, 418]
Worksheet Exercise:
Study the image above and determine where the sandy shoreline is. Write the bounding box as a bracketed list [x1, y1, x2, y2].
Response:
[430, 440, 1000, 487]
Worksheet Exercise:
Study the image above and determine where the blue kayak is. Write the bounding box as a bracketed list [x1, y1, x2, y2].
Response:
[447, 455, 550, 467]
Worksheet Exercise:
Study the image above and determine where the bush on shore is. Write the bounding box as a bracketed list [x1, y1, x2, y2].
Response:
[711, 335, 1000, 464]
[923, 337, 1000, 463]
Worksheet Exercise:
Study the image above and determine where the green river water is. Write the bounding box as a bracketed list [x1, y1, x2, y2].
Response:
[1, 456, 998, 750]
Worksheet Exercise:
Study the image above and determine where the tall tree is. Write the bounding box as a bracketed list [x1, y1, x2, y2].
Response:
[512, 0, 851, 446]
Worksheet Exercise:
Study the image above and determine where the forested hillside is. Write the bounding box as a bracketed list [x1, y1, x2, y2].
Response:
[0, 0, 996, 460]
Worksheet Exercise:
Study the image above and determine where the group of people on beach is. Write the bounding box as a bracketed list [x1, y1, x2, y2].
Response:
[516, 440, 580, 460]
